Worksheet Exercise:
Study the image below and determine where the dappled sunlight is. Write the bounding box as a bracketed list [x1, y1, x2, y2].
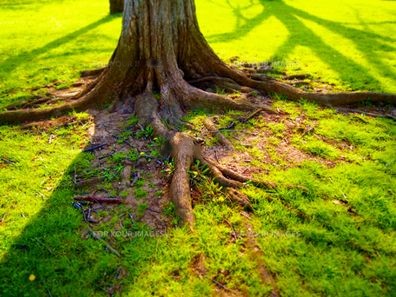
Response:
[196, 0, 396, 92]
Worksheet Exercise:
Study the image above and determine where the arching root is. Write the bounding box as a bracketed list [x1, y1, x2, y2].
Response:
[216, 66, 396, 106]
[132, 87, 277, 227]
[203, 118, 233, 149]
[0, 68, 115, 124]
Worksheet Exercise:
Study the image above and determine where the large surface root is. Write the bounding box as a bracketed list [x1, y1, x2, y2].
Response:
[133, 90, 258, 227]
[214, 66, 396, 106]
[0, 73, 116, 124]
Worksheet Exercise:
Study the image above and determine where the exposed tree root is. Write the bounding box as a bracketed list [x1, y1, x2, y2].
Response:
[80, 67, 106, 78]
[0, 69, 116, 124]
[243, 220, 280, 297]
[226, 188, 252, 211]
[336, 107, 396, 120]
[203, 118, 233, 149]
[74, 196, 123, 204]
[131, 89, 264, 228]
[220, 68, 396, 106]
[6, 96, 54, 110]
[1, 66, 394, 124]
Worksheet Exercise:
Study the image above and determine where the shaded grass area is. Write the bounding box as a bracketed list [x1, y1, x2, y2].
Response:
[0, 0, 395, 296]
[185, 100, 396, 296]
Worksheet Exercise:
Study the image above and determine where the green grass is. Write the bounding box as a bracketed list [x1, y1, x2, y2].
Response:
[0, 0, 121, 109]
[0, 0, 395, 296]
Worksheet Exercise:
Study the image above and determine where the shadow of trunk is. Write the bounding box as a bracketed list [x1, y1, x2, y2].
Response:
[0, 106, 170, 296]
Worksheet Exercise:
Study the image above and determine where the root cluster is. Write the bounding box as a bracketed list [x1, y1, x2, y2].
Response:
[1, 34, 395, 228]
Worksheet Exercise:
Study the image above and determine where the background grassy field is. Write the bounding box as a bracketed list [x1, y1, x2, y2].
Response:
[0, 0, 395, 296]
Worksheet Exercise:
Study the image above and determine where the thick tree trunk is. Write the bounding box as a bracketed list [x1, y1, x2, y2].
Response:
[99, 0, 264, 226]
[110, 0, 124, 14]
[106, 0, 227, 100]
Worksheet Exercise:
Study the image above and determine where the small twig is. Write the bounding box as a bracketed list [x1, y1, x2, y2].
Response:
[211, 279, 236, 294]
[98, 152, 116, 160]
[0, 156, 15, 164]
[239, 108, 264, 123]
[218, 121, 236, 131]
[147, 207, 161, 214]
[88, 227, 121, 257]
[224, 219, 240, 241]
[74, 196, 123, 204]
[203, 118, 233, 149]
[83, 143, 106, 152]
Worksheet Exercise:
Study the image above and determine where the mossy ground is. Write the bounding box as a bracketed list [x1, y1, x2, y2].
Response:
[0, 0, 395, 296]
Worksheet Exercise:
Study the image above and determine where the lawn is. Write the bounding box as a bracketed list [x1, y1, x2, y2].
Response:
[0, 0, 395, 296]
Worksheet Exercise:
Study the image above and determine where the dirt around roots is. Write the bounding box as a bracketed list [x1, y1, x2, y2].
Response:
[49, 105, 172, 233]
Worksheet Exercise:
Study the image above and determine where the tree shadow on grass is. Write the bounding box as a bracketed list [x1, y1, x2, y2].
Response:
[0, 112, 165, 296]
[0, 0, 55, 10]
[206, 0, 396, 91]
[0, 15, 117, 75]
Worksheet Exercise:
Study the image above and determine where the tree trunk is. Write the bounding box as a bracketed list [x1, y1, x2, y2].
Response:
[99, 0, 257, 225]
[104, 0, 232, 108]
[110, 0, 124, 14]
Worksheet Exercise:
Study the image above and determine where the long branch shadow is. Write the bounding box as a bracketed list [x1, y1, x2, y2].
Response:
[205, 0, 395, 90]
[206, 0, 271, 43]
[267, 2, 385, 90]
[0, 15, 116, 74]
[0, 0, 54, 10]
[281, 1, 396, 86]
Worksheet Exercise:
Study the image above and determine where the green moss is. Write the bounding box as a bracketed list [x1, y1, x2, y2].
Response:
[296, 136, 340, 160]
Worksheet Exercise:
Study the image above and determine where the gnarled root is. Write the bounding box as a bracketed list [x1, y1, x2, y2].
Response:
[0, 72, 116, 124]
[133, 89, 263, 228]
[213, 65, 396, 106]
[169, 133, 196, 227]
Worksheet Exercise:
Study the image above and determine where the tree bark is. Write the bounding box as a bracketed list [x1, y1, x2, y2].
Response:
[110, 0, 124, 14]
